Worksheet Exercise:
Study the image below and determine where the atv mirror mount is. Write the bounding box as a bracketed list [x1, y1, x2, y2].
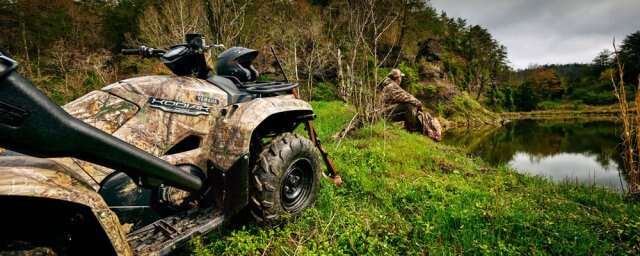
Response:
[186, 33, 205, 50]
[0, 55, 18, 80]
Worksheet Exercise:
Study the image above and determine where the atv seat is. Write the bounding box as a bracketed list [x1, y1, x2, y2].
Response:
[206, 75, 253, 105]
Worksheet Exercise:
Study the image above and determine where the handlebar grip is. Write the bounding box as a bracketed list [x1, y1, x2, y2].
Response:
[121, 49, 141, 55]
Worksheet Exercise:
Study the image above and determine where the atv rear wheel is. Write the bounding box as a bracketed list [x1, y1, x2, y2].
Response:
[250, 133, 321, 225]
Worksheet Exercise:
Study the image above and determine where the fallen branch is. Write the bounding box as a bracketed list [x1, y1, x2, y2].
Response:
[334, 113, 359, 150]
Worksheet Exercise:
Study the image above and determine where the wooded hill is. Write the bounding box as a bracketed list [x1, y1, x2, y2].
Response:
[0, 0, 509, 121]
[1, 0, 637, 116]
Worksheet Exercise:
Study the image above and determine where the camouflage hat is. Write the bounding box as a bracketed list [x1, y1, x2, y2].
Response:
[388, 69, 405, 79]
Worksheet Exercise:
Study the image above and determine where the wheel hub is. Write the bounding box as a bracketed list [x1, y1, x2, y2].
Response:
[281, 159, 313, 211]
[284, 170, 302, 199]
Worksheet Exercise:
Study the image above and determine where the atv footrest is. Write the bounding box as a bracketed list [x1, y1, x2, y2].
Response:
[127, 207, 225, 255]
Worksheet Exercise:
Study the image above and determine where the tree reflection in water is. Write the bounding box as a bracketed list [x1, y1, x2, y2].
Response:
[443, 119, 628, 191]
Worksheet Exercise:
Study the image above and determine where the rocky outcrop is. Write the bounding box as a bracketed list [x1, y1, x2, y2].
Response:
[417, 38, 442, 62]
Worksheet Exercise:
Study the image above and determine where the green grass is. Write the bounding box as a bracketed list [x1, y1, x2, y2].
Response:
[306, 101, 355, 139]
[189, 101, 640, 255]
[437, 93, 502, 127]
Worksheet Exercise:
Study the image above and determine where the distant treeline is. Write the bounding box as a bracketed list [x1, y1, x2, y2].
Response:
[487, 31, 640, 112]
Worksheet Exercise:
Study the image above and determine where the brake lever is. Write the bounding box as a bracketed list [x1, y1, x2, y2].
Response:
[140, 46, 153, 57]
[206, 44, 225, 49]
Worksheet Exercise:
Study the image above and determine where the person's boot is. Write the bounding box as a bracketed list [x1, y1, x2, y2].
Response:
[405, 106, 422, 132]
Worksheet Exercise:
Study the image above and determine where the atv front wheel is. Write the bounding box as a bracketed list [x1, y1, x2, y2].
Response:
[250, 133, 321, 225]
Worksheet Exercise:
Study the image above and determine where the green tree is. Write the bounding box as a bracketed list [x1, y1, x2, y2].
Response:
[593, 49, 613, 68]
[620, 30, 640, 84]
[514, 81, 537, 111]
[103, 0, 150, 50]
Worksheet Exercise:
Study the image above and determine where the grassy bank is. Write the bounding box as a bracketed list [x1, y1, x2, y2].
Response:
[501, 104, 625, 120]
[429, 93, 503, 128]
[189, 101, 640, 255]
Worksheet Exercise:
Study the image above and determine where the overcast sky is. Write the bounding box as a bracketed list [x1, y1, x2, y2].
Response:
[429, 0, 640, 70]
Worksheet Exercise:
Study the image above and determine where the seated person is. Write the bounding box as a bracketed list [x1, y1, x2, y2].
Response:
[379, 69, 441, 141]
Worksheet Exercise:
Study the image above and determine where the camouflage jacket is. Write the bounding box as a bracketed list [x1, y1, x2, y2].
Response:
[379, 78, 422, 110]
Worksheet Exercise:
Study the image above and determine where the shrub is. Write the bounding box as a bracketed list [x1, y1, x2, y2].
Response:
[311, 82, 340, 101]
[572, 100, 584, 110]
[536, 101, 560, 110]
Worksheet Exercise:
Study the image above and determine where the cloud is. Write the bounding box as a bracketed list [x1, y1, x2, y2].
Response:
[429, 0, 640, 69]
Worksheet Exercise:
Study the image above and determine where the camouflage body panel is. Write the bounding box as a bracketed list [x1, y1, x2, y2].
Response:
[211, 95, 312, 170]
[160, 148, 204, 166]
[70, 159, 114, 187]
[0, 156, 132, 255]
[56, 92, 141, 186]
[63, 91, 139, 134]
[57, 76, 228, 184]
[54, 157, 101, 190]
[104, 75, 229, 109]
[103, 76, 227, 175]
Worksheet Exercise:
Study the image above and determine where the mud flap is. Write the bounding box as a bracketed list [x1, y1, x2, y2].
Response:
[208, 155, 249, 215]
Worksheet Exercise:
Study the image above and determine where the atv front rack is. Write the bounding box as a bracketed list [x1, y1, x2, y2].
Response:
[242, 81, 298, 94]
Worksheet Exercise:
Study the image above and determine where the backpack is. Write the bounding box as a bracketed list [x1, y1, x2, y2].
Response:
[419, 111, 442, 142]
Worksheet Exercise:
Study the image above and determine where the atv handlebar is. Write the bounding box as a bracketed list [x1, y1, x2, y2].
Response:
[120, 48, 141, 55]
[121, 43, 224, 58]
[121, 46, 166, 58]
[121, 36, 221, 78]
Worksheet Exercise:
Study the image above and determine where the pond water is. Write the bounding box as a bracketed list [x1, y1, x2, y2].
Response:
[443, 119, 628, 191]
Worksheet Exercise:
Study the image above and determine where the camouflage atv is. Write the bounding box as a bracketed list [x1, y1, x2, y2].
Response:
[0, 34, 340, 255]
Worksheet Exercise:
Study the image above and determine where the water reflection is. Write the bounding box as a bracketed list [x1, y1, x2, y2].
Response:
[443, 119, 628, 191]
